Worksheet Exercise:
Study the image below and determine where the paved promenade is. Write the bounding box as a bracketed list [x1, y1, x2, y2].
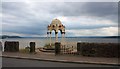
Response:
[1, 52, 119, 66]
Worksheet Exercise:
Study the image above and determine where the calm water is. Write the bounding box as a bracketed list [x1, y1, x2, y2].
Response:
[1, 37, 118, 49]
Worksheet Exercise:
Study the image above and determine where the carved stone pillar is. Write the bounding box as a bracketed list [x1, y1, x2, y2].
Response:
[47, 32, 49, 39]
[61, 32, 64, 45]
[62, 32, 65, 45]
[49, 32, 52, 46]
[55, 32, 58, 42]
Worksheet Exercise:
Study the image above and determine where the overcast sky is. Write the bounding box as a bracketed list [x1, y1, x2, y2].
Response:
[1, 2, 118, 37]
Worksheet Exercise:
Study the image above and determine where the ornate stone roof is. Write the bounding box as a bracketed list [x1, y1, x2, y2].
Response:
[51, 19, 62, 26]
[47, 18, 65, 33]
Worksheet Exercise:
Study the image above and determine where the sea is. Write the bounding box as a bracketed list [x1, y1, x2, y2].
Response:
[1, 37, 118, 49]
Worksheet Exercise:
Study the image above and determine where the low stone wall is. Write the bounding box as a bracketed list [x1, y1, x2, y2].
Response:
[4, 41, 19, 52]
[77, 43, 119, 58]
[0, 42, 2, 51]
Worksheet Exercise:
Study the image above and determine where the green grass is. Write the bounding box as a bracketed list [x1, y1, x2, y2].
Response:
[44, 43, 55, 49]
[19, 47, 30, 53]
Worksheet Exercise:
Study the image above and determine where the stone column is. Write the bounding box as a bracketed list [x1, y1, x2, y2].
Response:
[62, 32, 65, 45]
[61, 32, 64, 45]
[47, 32, 49, 39]
[47, 32, 49, 44]
[77, 42, 81, 55]
[55, 42, 61, 55]
[55, 32, 58, 42]
[49, 32, 52, 46]
[30, 42, 35, 53]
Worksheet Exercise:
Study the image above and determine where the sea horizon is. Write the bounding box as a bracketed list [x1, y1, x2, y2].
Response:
[1, 37, 118, 49]
[1, 35, 119, 39]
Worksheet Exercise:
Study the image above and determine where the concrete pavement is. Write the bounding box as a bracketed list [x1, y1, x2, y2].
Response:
[3, 57, 118, 67]
[1, 52, 119, 66]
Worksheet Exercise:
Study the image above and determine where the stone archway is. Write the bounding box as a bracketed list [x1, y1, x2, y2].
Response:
[47, 19, 65, 46]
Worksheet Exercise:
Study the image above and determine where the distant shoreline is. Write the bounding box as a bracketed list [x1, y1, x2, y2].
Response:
[0, 35, 22, 39]
[19, 36, 120, 38]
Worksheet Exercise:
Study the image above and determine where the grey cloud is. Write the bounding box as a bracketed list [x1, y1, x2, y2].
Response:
[3, 2, 117, 22]
[2, 2, 118, 36]
[2, 20, 49, 35]
[2, 2, 50, 35]
[2, 24, 46, 35]
[83, 2, 118, 16]
[50, 2, 118, 22]
[83, 2, 118, 22]
[2, 2, 44, 22]
[66, 25, 117, 30]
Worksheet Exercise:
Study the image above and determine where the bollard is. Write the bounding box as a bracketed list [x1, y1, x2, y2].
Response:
[30, 42, 35, 53]
[55, 42, 61, 55]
